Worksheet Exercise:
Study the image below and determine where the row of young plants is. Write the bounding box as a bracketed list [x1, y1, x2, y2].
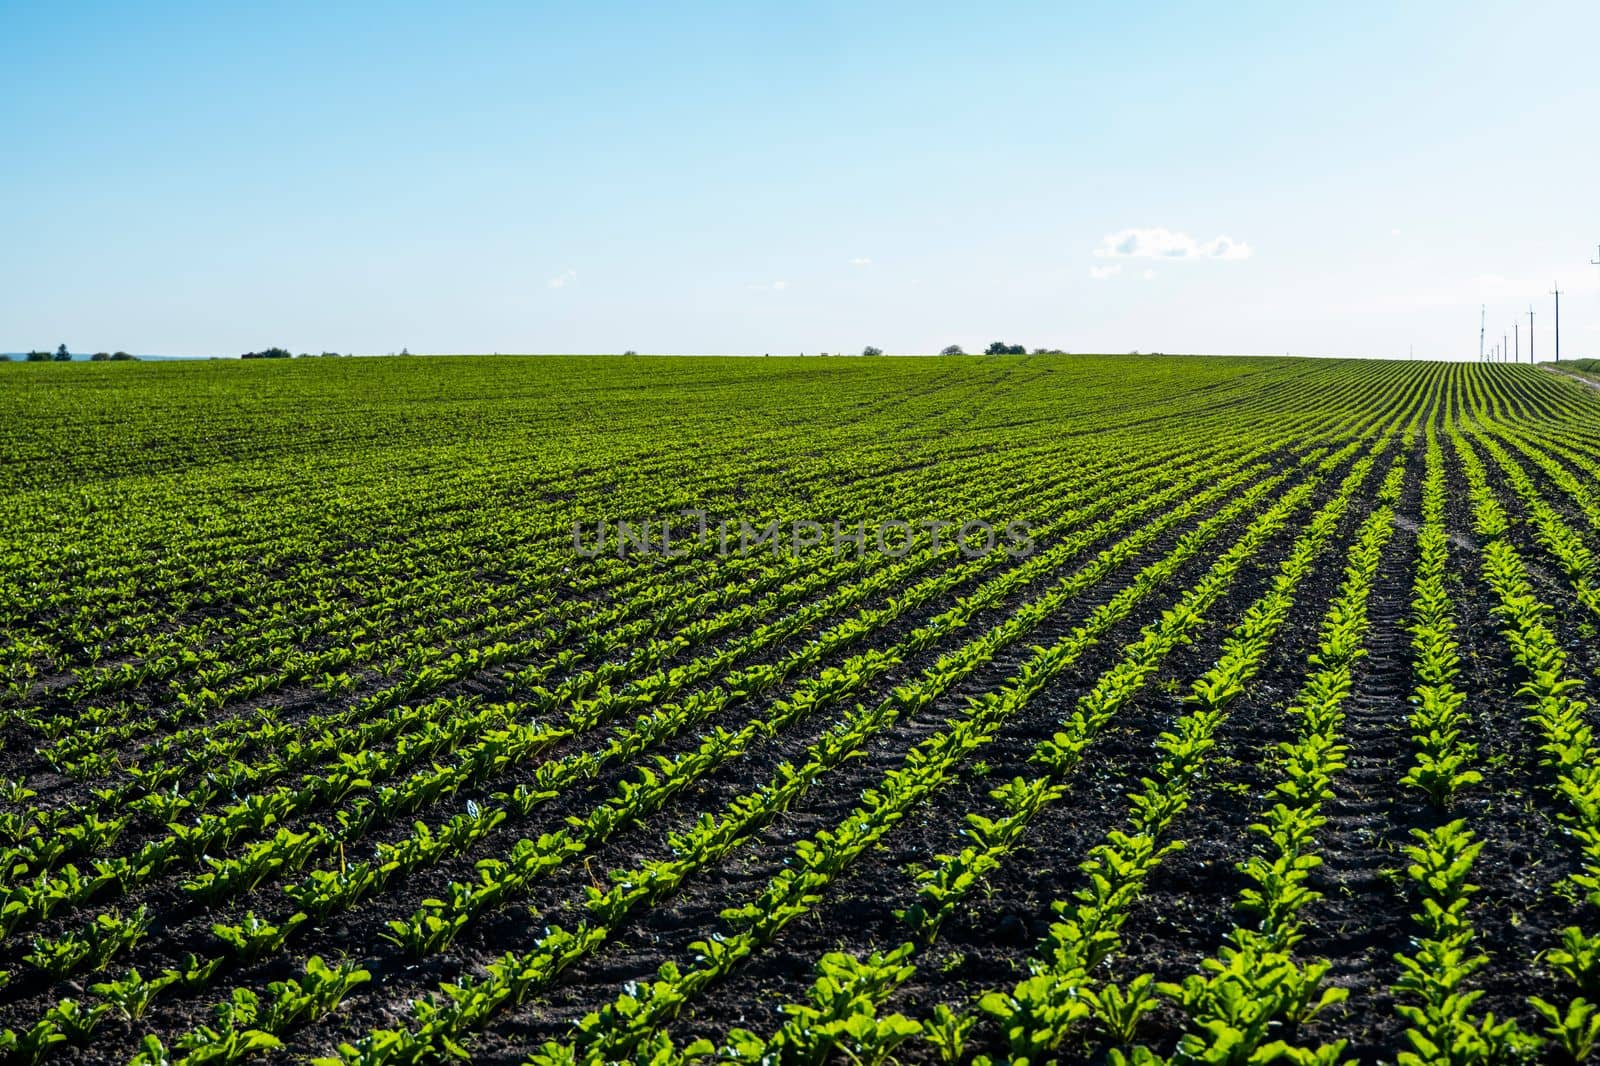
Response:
[1390, 818, 1534, 1064]
[0, 956, 371, 1066]
[1398, 428, 1482, 808]
[1384, 423, 1522, 1064]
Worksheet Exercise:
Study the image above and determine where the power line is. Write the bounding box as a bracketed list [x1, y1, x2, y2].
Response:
[1552, 283, 1563, 363]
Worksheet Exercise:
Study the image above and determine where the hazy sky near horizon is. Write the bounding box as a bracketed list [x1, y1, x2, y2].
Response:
[4, 1, 1599, 360]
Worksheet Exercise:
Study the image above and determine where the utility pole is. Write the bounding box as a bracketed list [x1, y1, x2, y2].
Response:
[1503, 332, 1508, 363]
[1529, 305, 1536, 363]
[1552, 283, 1563, 363]
[1480, 305, 1486, 362]
[1514, 320, 1519, 363]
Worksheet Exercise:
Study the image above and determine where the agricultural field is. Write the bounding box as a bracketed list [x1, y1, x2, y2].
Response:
[5, 353, 1600, 1066]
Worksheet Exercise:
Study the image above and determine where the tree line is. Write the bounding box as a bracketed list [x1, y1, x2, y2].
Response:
[8, 344, 136, 362]
[855, 342, 1071, 357]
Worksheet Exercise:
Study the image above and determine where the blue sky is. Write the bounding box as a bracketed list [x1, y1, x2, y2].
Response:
[4, 1, 1598, 359]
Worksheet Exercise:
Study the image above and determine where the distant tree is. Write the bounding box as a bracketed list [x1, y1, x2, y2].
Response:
[91, 351, 111, 361]
[54, 344, 71, 361]
[241, 347, 292, 359]
[623, 350, 638, 356]
[862, 346, 884, 357]
[319, 351, 343, 358]
[985, 341, 1025, 355]
[111, 351, 136, 361]
[400, 348, 411, 356]
[26, 350, 50, 362]
[940, 345, 965, 356]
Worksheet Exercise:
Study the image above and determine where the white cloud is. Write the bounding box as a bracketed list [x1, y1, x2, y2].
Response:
[747, 280, 788, 292]
[1204, 236, 1252, 260]
[1143, 269, 1158, 280]
[1094, 227, 1253, 261]
[1391, 228, 1402, 236]
[547, 268, 577, 289]
[850, 257, 872, 266]
[1090, 264, 1122, 280]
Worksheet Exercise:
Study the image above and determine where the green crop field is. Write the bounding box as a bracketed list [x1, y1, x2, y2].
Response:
[5, 353, 1600, 1065]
